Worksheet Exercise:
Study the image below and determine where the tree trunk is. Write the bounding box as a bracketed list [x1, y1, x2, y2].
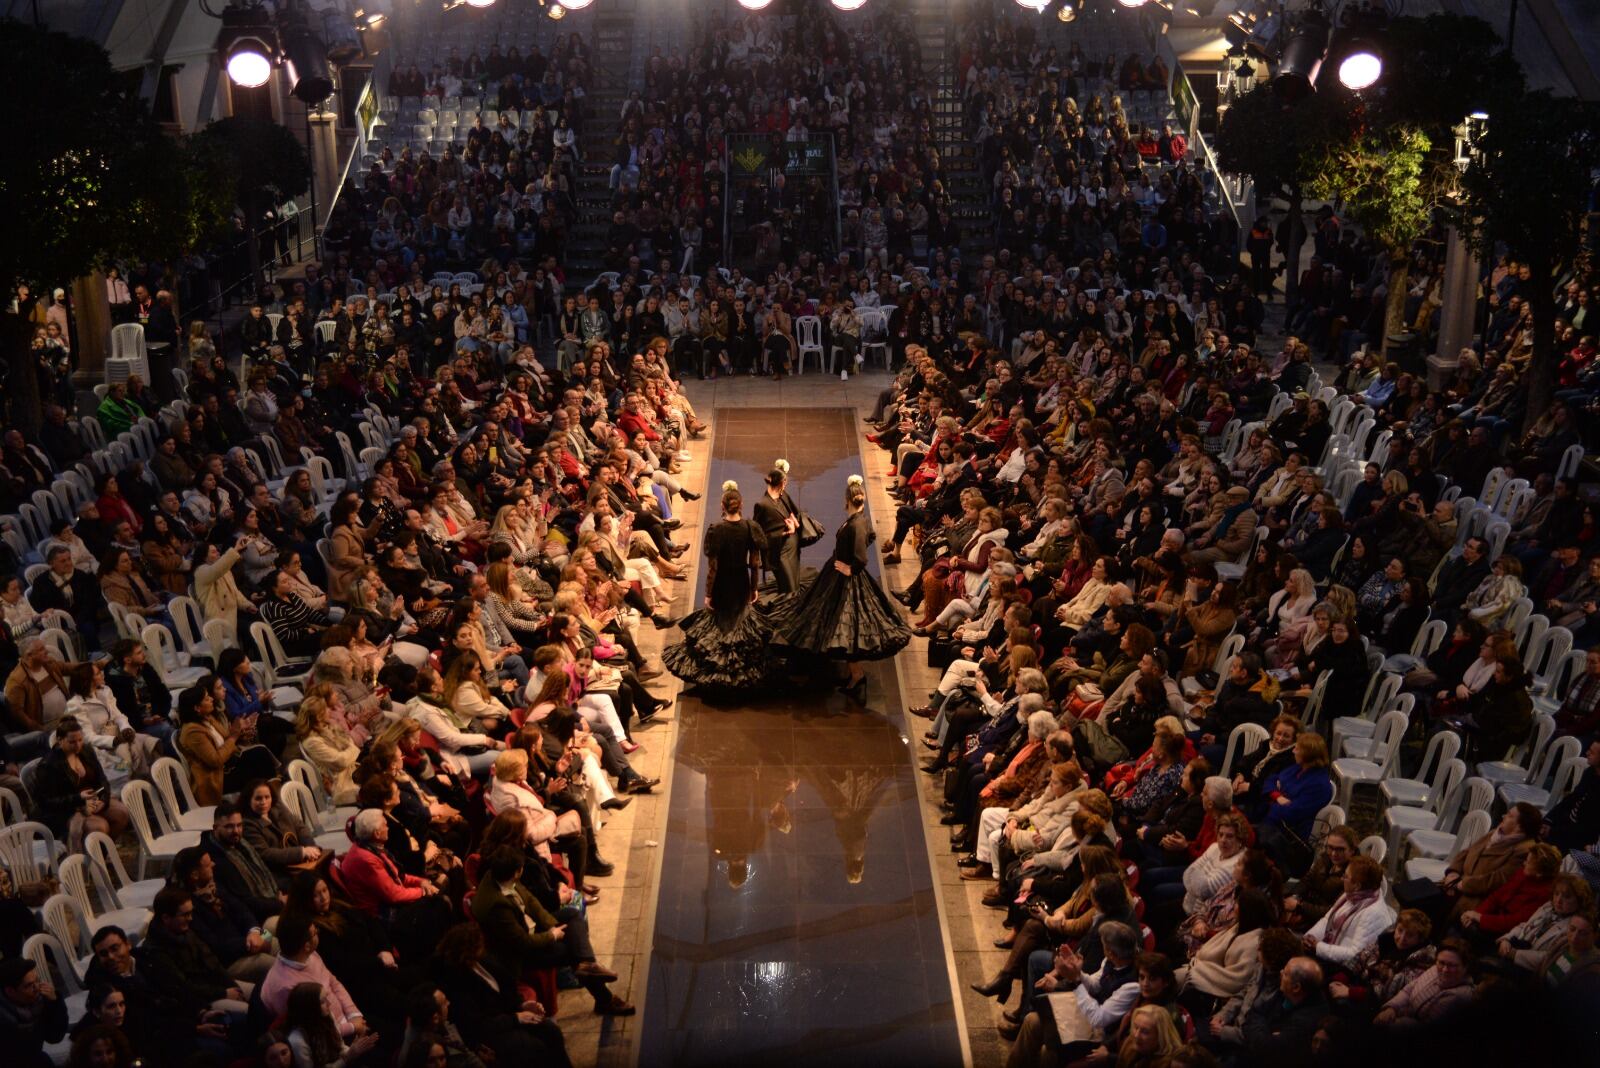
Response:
[2, 311, 44, 438]
[1523, 259, 1557, 434]
[1380, 252, 1411, 357]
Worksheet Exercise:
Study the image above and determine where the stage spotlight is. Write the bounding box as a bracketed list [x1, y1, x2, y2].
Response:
[547, 2, 565, 16]
[738, 0, 774, 8]
[1273, 12, 1330, 98]
[226, 42, 273, 87]
[1014, 0, 1049, 11]
[1337, 47, 1382, 90]
[1057, 1, 1078, 20]
[1117, 0, 1149, 7]
[832, 0, 869, 10]
[464, 0, 496, 7]
[561, 0, 593, 8]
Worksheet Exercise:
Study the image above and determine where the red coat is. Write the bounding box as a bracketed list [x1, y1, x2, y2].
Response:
[1473, 869, 1554, 935]
[335, 842, 426, 914]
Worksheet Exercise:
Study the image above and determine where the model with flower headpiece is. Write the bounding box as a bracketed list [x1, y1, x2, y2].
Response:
[766, 473, 911, 699]
[753, 457, 803, 594]
[662, 479, 780, 691]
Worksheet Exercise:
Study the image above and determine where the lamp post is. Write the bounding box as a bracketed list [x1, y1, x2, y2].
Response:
[1429, 113, 1489, 389]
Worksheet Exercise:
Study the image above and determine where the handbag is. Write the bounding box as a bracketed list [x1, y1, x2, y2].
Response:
[797, 512, 826, 547]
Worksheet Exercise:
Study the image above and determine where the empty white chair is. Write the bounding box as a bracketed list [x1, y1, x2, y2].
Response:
[287, 759, 357, 833]
[141, 623, 208, 687]
[1332, 709, 1409, 810]
[1499, 735, 1584, 810]
[1383, 757, 1466, 872]
[250, 621, 313, 688]
[795, 315, 826, 374]
[152, 756, 216, 831]
[167, 595, 212, 664]
[281, 780, 350, 852]
[1220, 722, 1270, 780]
[84, 830, 163, 911]
[0, 821, 61, 884]
[121, 780, 202, 879]
[1358, 835, 1388, 866]
[203, 617, 238, 660]
[1332, 673, 1403, 755]
[41, 893, 97, 982]
[1406, 776, 1493, 866]
[1381, 730, 1461, 810]
[1405, 808, 1491, 883]
[58, 853, 151, 940]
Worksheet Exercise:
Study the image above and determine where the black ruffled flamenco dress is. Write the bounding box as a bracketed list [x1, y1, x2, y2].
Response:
[767, 510, 911, 662]
[664, 517, 781, 690]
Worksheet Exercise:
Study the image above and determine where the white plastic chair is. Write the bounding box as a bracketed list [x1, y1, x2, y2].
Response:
[21, 932, 85, 1062]
[250, 621, 313, 688]
[167, 595, 212, 664]
[1478, 713, 1556, 785]
[1380, 730, 1461, 810]
[1499, 735, 1584, 810]
[1405, 808, 1491, 882]
[1358, 835, 1388, 866]
[287, 759, 358, 833]
[152, 756, 216, 831]
[1382, 757, 1466, 873]
[1220, 722, 1270, 780]
[0, 821, 61, 883]
[1213, 525, 1268, 584]
[141, 622, 208, 688]
[58, 854, 152, 941]
[41, 893, 98, 982]
[1332, 709, 1408, 810]
[1406, 777, 1493, 867]
[84, 830, 163, 911]
[281, 780, 351, 851]
[795, 315, 826, 373]
[121, 780, 202, 879]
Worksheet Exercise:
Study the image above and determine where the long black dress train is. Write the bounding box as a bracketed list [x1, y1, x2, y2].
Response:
[664, 517, 779, 689]
[768, 510, 911, 661]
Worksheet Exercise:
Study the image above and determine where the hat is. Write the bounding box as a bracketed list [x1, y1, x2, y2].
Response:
[1226, 486, 1251, 500]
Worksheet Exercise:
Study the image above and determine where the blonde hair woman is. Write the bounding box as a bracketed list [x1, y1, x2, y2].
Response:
[1118, 1004, 1184, 1067]
[1261, 567, 1318, 646]
[489, 748, 581, 856]
[295, 695, 360, 805]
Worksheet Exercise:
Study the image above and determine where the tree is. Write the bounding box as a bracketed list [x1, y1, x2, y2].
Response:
[1305, 124, 1438, 348]
[0, 18, 222, 434]
[1459, 90, 1600, 428]
[188, 118, 310, 296]
[1214, 86, 1352, 310]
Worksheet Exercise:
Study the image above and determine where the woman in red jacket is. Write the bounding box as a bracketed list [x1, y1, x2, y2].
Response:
[1458, 842, 1562, 945]
[334, 808, 441, 916]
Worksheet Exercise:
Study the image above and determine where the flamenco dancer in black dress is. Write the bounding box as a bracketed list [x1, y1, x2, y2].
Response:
[663, 482, 778, 691]
[768, 475, 911, 700]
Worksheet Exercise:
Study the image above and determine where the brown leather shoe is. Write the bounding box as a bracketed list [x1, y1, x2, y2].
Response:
[960, 863, 993, 880]
[576, 961, 618, 981]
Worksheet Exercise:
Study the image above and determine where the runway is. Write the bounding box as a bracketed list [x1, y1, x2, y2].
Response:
[637, 407, 964, 1068]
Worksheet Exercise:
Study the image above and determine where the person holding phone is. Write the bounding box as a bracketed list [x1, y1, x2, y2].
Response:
[29, 715, 131, 848]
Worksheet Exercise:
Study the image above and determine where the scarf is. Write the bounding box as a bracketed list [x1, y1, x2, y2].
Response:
[1324, 889, 1381, 945]
[1214, 499, 1252, 541]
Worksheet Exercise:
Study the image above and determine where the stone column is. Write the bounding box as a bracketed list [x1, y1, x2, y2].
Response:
[1428, 224, 1480, 390]
[307, 109, 342, 252]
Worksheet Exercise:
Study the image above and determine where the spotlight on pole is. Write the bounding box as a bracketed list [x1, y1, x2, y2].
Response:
[738, 0, 774, 8]
[1057, 0, 1077, 20]
[280, 8, 334, 104]
[547, 2, 565, 17]
[1014, 0, 1048, 11]
[464, 0, 496, 7]
[1117, 0, 1149, 7]
[218, 3, 279, 89]
[560, 0, 593, 8]
[832, 0, 869, 10]
[1336, 47, 1382, 90]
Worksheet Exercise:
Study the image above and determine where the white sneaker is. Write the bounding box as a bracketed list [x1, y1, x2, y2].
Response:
[677, 450, 692, 462]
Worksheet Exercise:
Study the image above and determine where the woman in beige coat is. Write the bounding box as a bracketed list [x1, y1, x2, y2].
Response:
[295, 693, 361, 805]
[1442, 802, 1541, 922]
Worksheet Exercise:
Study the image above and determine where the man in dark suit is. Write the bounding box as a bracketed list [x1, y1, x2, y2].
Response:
[1432, 537, 1492, 625]
[29, 545, 103, 648]
[752, 468, 802, 593]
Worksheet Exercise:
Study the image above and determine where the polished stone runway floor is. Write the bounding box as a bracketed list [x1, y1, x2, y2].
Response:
[638, 407, 964, 1068]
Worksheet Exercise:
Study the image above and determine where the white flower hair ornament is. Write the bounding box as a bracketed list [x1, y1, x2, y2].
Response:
[774, 458, 791, 474]
[722, 480, 739, 493]
[847, 474, 865, 489]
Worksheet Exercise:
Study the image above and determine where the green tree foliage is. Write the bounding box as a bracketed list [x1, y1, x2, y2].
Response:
[0, 18, 226, 434]
[1459, 91, 1600, 427]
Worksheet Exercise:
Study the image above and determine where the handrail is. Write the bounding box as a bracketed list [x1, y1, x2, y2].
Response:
[1152, 29, 1250, 242]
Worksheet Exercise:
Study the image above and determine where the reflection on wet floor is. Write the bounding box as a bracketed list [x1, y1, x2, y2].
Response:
[640, 409, 962, 1068]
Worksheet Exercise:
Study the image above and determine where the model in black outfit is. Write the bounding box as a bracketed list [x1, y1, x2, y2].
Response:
[752, 461, 802, 595]
[663, 484, 777, 690]
[768, 476, 911, 698]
